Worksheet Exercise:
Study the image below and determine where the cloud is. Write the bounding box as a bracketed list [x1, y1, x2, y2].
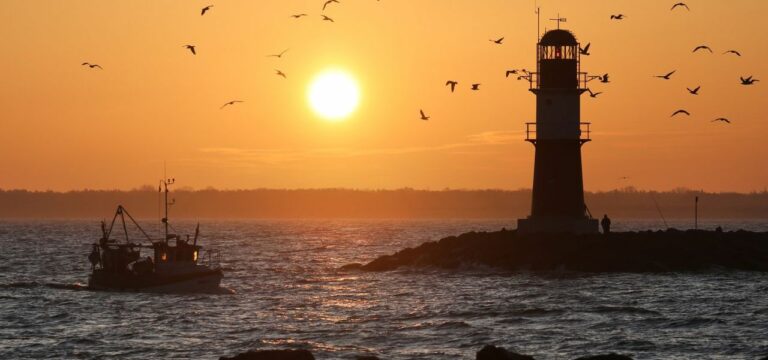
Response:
[194, 130, 523, 166]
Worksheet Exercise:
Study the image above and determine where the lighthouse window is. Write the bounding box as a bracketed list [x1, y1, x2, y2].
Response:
[555, 47, 562, 59]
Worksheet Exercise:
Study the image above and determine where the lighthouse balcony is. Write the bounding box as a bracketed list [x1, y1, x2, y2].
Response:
[525, 71, 594, 91]
[525, 122, 591, 144]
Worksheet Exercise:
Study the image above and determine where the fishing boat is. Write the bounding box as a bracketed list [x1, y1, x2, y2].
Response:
[87, 178, 223, 292]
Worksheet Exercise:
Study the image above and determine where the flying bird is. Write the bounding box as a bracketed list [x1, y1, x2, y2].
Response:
[323, 0, 339, 11]
[322, 15, 334, 22]
[656, 70, 676, 80]
[693, 45, 713, 53]
[267, 49, 289, 58]
[490, 37, 504, 45]
[723, 50, 741, 56]
[445, 80, 458, 92]
[505, 70, 519, 77]
[712, 118, 731, 124]
[220, 100, 244, 109]
[599, 73, 610, 83]
[201, 5, 213, 16]
[419, 109, 430, 121]
[687, 86, 701, 95]
[671, 3, 689, 11]
[291, 14, 308, 18]
[275, 70, 287, 78]
[587, 89, 602, 98]
[671, 109, 690, 117]
[471, 83, 481, 91]
[579, 43, 591, 56]
[740, 76, 759, 85]
[183, 45, 196, 55]
[610, 14, 625, 20]
[81, 62, 102, 69]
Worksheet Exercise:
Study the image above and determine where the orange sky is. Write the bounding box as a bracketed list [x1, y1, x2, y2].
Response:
[1, 0, 766, 192]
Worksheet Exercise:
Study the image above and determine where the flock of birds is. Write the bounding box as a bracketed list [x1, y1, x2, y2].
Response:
[77, 2, 759, 125]
[420, 2, 759, 125]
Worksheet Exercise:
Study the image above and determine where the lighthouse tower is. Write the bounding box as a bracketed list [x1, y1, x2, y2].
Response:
[517, 28, 599, 234]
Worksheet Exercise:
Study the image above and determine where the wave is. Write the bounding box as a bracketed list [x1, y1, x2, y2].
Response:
[0, 281, 87, 291]
[592, 305, 662, 316]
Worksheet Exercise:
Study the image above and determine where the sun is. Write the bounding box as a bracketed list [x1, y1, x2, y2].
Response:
[308, 69, 360, 121]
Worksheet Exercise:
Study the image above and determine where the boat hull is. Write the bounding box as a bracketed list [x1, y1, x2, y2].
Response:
[88, 268, 223, 293]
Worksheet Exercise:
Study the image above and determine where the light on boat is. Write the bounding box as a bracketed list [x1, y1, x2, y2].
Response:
[193, 250, 198, 262]
[161, 252, 167, 261]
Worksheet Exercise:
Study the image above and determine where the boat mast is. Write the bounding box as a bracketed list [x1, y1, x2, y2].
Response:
[162, 176, 175, 244]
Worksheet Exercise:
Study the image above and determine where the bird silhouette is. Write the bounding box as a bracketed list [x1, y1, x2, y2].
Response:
[291, 14, 308, 18]
[723, 50, 741, 56]
[275, 70, 287, 78]
[693, 45, 713, 53]
[579, 43, 591, 56]
[587, 89, 602, 98]
[610, 14, 625, 20]
[740, 76, 759, 85]
[471, 84, 481, 91]
[505, 70, 519, 77]
[81, 62, 103, 69]
[671, 109, 690, 117]
[599, 73, 610, 83]
[687, 86, 701, 95]
[656, 70, 676, 80]
[712, 118, 731, 124]
[184, 45, 196, 55]
[671, 3, 689, 11]
[445, 81, 458, 92]
[220, 100, 244, 109]
[201, 5, 213, 16]
[419, 109, 430, 121]
[267, 49, 289, 58]
[323, 0, 339, 11]
[490, 37, 504, 45]
[322, 15, 334, 22]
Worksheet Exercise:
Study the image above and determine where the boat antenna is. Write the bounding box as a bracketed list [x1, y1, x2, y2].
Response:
[162, 162, 175, 244]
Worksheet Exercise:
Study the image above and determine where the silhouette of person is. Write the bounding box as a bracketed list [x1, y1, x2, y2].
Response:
[601, 214, 611, 234]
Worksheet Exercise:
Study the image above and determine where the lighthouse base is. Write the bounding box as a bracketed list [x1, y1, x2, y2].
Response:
[516, 216, 599, 235]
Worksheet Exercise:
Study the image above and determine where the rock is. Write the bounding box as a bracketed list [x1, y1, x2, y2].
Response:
[476, 345, 535, 360]
[355, 356, 381, 360]
[351, 229, 768, 273]
[340, 263, 364, 271]
[573, 354, 633, 360]
[219, 349, 315, 360]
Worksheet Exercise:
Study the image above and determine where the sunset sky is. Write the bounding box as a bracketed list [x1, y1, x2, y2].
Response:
[1, 0, 766, 192]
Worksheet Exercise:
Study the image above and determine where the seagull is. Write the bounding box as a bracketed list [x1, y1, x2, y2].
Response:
[579, 43, 591, 56]
[723, 50, 741, 56]
[267, 49, 289, 58]
[321, 15, 334, 22]
[599, 73, 610, 83]
[671, 109, 690, 117]
[505, 70, 519, 77]
[81, 62, 103, 69]
[323, 0, 339, 11]
[445, 80, 458, 92]
[220, 100, 244, 109]
[693, 45, 713, 53]
[656, 70, 676, 80]
[184, 45, 196, 55]
[490, 37, 504, 45]
[619, 176, 630, 181]
[740, 76, 759, 85]
[671, 3, 689, 11]
[201, 5, 213, 16]
[419, 109, 430, 121]
[587, 89, 602, 98]
[291, 14, 308, 18]
[712, 118, 731, 124]
[471, 83, 481, 91]
[687, 86, 701, 95]
[275, 70, 287, 78]
[610, 14, 625, 20]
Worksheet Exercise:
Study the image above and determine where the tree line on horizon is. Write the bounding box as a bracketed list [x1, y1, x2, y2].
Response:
[0, 187, 766, 219]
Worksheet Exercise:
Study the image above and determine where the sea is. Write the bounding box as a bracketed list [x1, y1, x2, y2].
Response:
[1, 219, 767, 360]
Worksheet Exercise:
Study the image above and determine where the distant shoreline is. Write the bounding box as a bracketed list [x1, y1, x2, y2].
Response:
[1, 188, 766, 219]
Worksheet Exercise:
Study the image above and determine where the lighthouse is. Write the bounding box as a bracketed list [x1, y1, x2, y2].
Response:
[517, 28, 599, 234]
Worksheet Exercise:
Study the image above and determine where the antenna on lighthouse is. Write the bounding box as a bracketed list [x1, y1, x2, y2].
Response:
[549, 13, 567, 29]
[535, 2, 541, 41]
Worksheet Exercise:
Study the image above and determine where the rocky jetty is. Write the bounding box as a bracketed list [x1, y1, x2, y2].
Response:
[343, 229, 768, 273]
[220, 349, 315, 360]
[221, 346, 633, 359]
